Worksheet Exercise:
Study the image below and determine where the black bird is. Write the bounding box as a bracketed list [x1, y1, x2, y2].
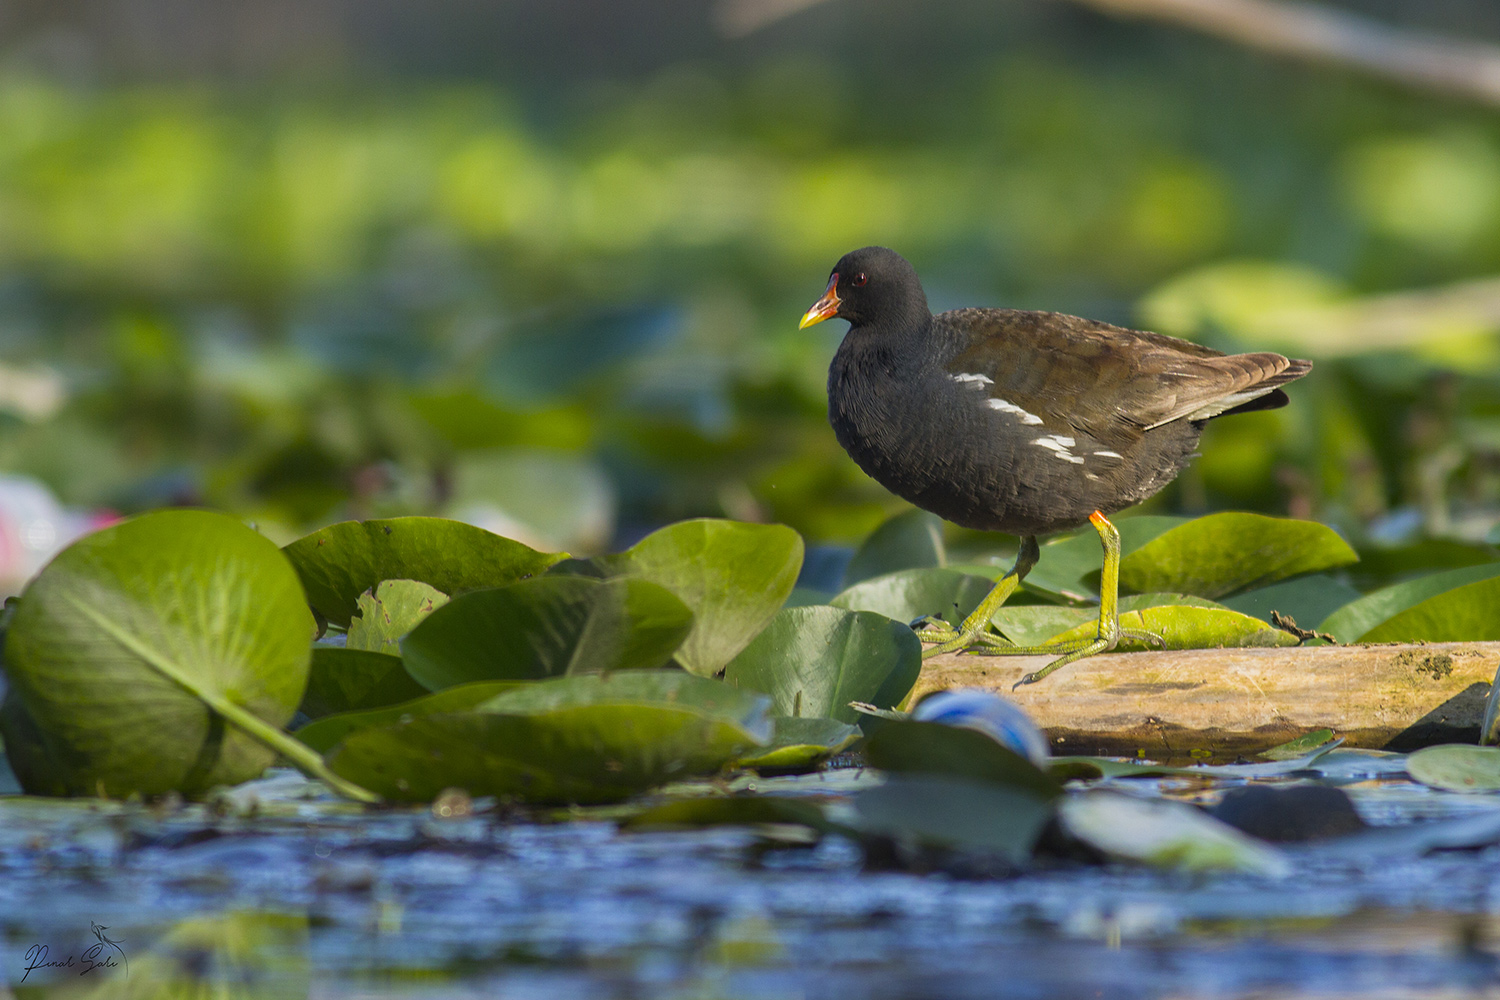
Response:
[800, 246, 1312, 684]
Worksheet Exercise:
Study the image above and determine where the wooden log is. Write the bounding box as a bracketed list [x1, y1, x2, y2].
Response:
[913, 642, 1500, 757]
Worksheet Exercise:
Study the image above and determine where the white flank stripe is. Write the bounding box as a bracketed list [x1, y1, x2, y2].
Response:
[951, 373, 994, 386]
[1032, 435, 1085, 464]
[986, 397, 1044, 425]
[1093, 450, 1123, 459]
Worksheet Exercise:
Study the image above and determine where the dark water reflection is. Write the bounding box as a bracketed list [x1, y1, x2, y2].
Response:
[3, 767, 1500, 998]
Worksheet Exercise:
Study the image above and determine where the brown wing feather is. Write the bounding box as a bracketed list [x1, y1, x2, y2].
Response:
[942, 308, 1311, 441]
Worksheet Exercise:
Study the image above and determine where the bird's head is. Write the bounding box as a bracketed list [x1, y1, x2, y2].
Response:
[799, 246, 930, 330]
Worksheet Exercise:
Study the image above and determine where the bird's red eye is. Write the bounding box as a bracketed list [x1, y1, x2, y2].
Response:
[852, 272, 867, 286]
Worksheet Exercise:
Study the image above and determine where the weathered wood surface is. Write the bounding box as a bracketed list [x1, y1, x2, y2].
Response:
[914, 642, 1500, 756]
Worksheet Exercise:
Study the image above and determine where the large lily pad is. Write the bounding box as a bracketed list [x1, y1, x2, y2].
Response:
[326, 672, 771, 804]
[723, 606, 921, 724]
[1320, 562, 1500, 643]
[596, 519, 804, 677]
[299, 647, 428, 719]
[1118, 513, 1357, 599]
[283, 517, 566, 627]
[841, 509, 945, 587]
[831, 568, 996, 625]
[1344, 574, 1500, 644]
[1045, 605, 1298, 651]
[1, 510, 314, 798]
[346, 579, 449, 654]
[401, 576, 693, 690]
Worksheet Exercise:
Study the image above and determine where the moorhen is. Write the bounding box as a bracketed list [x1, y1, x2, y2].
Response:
[800, 246, 1312, 684]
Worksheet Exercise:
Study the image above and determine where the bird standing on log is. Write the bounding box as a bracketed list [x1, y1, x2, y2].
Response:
[800, 246, 1312, 684]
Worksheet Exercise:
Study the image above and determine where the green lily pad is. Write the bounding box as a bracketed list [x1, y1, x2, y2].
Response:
[294, 680, 521, 753]
[862, 720, 1062, 799]
[327, 673, 771, 804]
[1, 510, 314, 798]
[0, 691, 66, 797]
[723, 606, 921, 724]
[1358, 575, 1500, 644]
[1118, 513, 1358, 599]
[1222, 575, 1362, 632]
[597, 519, 804, 677]
[841, 509, 945, 588]
[830, 568, 996, 624]
[1258, 728, 1337, 760]
[401, 576, 693, 690]
[346, 579, 449, 655]
[299, 647, 428, 719]
[1320, 563, 1500, 641]
[854, 774, 1054, 864]
[990, 593, 1225, 646]
[283, 516, 566, 627]
[730, 716, 861, 771]
[620, 796, 833, 833]
[1406, 744, 1500, 793]
[1045, 605, 1299, 650]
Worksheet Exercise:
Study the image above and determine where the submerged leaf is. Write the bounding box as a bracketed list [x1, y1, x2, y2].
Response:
[597, 519, 803, 677]
[401, 576, 692, 690]
[346, 579, 449, 655]
[1, 510, 314, 798]
[1118, 513, 1357, 599]
[284, 517, 565, 627]
[723, 606, 921, 724]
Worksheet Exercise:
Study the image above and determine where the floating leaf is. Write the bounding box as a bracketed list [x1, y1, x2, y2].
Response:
[990, 593, 1225, 647]
[854, 774, 1054, 864]
[326, 673, 771, 804]
[401, 576, 693, 690]
[1221, 575, 1362, 632]
[841, 509, 945, 588]
[346, 579, 449, 655]
[1257, 728, 1337, 760]
[0, 510, 327, 799]
[299, 647, 427, 719]
[863, 720, 1062, 799]
[831, 568, 995, 624]
[723, 606, 921, 724]
[731, 716, 860, 772]
[1407, 744, 1500, 793]
[1118, 513, 1357, 599]
[1058, 791, 1291, 874]
[294, 681, 520, 753]
[597, 519, 803, 677]
[284, 517, 566, 627]
[1044, 605, 1298, 651]
[1320, 566, 1500, 644]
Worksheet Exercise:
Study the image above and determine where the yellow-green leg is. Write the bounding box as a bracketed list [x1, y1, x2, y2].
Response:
[915, 535, 1040, 656]
[915, 510, 1163, 685]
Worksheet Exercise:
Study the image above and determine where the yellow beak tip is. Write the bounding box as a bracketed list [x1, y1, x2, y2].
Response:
[798, 311, 826, 330]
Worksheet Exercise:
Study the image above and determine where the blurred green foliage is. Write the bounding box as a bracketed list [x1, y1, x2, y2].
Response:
[0, 3, 1498, 564]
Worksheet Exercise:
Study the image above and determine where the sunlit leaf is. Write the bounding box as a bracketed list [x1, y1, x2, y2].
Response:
[346, 579, 449, 655]
[1058, 791, 1290, 874]
[991, 593, 1224, 646]
[1357, 575, 1500, 643]
[730, 716, 860, 771]
[1321, 563, 1500, 643]
[1118, 513, 1357, 599]
[1407, 744, 1500, 793]
[597, 519, 803, 677]
[723, 606, 920, 724]
[1045, 605, 1298, 650]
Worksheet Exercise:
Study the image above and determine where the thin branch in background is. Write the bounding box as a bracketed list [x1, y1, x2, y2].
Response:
[716, 0, 1500, 109]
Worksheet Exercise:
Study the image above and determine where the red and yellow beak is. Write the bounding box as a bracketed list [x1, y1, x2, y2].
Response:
[799, 274, 841, 329]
